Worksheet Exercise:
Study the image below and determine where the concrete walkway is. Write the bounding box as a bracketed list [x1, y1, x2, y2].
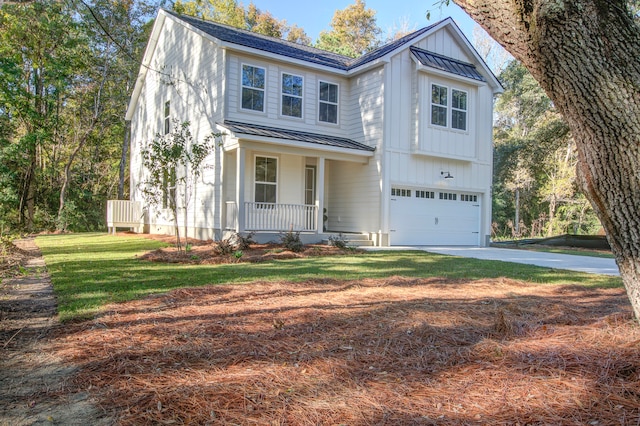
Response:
[368, 246, 620, 276]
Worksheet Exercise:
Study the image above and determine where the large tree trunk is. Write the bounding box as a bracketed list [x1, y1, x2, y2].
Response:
[452, 0, 640, 318]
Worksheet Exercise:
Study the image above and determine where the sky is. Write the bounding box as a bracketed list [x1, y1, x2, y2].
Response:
[248, 0, 479, 43]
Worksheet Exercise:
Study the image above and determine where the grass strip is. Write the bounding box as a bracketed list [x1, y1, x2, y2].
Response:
[36, 233, 623, 322]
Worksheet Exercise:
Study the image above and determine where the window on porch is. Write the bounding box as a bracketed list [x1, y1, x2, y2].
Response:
[255, 156, 277, 203]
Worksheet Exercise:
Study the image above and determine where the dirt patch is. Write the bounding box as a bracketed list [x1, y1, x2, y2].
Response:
[54, 275, 639, 425]
[0, 238, 112, 426]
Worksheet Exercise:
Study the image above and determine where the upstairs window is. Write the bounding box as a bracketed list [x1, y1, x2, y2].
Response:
[242, 64, 265, 112]
[319, 81, 338, 124]
[430, 84, 468, 131]
[255, 156, 277, 203]
[452, 89, 467, 131]
[282, 73, 303, 118]
[431, 84, 447, 127]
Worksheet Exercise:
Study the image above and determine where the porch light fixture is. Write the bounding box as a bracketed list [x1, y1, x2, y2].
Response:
[441, 171, 454, 179]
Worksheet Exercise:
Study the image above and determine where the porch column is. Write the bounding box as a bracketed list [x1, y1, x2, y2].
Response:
[316, 157, 325, 234]
[236, 146, 245, 233]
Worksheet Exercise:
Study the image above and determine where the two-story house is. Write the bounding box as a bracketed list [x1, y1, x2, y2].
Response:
[123, 9, 502, 246]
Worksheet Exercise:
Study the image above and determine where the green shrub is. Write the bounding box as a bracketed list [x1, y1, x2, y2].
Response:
[233, 232, 255, 250]
[213, 238, 235, 255]
[328, 233, 348, 249]
[280, 230, 304, 252]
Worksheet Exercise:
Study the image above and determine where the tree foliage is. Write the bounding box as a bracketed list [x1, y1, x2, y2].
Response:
[173, 0, 312, 45]
[492, 61, 600, 239]
[138, 121, 218, 251]
[315, 0, 381, 57]
[0, 0, 152, 233]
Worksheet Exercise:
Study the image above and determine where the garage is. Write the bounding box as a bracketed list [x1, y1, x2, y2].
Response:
[389, 187, 481, 246]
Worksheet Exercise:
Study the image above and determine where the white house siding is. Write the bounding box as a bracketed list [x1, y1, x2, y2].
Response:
[414, 27, 472, 63]
[239, 150, 305, 206]
[129, 16, 226, 239]
[324, 67, 384, 234]
[225, 53, 350, 139]
[380, 33, 494, 246]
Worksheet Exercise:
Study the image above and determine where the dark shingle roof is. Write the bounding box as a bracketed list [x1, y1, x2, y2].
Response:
[166, 10, 442, 71]
[219, 120, 376, 152]
[410, 46, 486, 82]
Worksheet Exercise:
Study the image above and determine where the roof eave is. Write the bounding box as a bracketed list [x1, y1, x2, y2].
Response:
[412, 57, 487, 87]
[217, 42, 350, 74]
[223, 131, 375, 160]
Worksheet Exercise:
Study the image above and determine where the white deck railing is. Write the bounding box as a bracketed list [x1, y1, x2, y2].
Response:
[245, 202, 317, 232]
[225, 201, 238, 230]
[226, 202, 317, 232]
[106, 200, 142, 233]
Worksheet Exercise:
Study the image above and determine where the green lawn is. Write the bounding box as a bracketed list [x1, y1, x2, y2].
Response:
[36, 233, 623, 322]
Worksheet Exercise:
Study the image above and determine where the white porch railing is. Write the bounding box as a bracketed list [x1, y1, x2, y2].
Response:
[225, 201, 238, 230]
[226, 202, 318, 232]
[246, 202, 317, 232]
[106, 200, 142, 233]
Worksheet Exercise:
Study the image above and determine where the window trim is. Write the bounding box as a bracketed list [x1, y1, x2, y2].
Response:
[430, 84, 448, 128]
[429, 82, 469, 133]
[281, 71, 304, 119]
[318, 80, 339, 125]
[254, 155, 278, 204]
[451, 88, 468, 131]
[241, 63, 266, 113]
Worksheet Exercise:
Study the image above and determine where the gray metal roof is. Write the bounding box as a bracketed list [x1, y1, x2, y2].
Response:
[166, 10, 441, 71]
[219, 120, 376, 152]
[410, 46, 486, 82]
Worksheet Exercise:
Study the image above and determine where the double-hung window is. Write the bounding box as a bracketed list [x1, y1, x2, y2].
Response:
[451, 89, 467, 131]
[319, 81, 338, 124]
[254, 156, 277, 204]
[282, 73, 303, 118]
[242, 64, 265, 112]
[431, 84, 447, 127]
[430, 84, 468, 131]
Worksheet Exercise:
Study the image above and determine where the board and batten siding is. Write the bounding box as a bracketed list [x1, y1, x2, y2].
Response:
[129, 16, 226, 239]
[414, 27, 472, 63]
[379, 29, 495, 245]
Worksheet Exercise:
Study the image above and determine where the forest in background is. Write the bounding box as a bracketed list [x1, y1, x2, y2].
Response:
[0, 0, 600, 238]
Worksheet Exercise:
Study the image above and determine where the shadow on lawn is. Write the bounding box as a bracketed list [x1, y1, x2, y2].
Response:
[56, 276, 638, 425]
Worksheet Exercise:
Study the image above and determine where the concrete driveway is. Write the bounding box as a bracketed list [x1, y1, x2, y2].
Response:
[369, 246, 620, 276]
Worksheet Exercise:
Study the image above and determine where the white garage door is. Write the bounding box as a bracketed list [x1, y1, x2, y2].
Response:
[389, 188, 480, 246]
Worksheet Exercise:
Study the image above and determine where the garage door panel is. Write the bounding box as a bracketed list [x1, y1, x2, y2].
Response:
[390, 190, 480, 246]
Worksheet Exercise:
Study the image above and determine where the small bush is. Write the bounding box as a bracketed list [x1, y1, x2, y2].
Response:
[328, 233, 348, 249]
[213, 238, 235, 255]
[279, 230, 304, 252]
[233, 232, 255, 250]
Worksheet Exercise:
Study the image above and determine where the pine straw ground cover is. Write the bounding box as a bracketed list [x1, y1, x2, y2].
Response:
[54, 276, 640, 425]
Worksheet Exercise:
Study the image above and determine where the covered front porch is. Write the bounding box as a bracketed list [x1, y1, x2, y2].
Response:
[217, 121, 376, 241]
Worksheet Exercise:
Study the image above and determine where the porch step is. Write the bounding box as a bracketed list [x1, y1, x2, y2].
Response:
[323, 233, 374, 247]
